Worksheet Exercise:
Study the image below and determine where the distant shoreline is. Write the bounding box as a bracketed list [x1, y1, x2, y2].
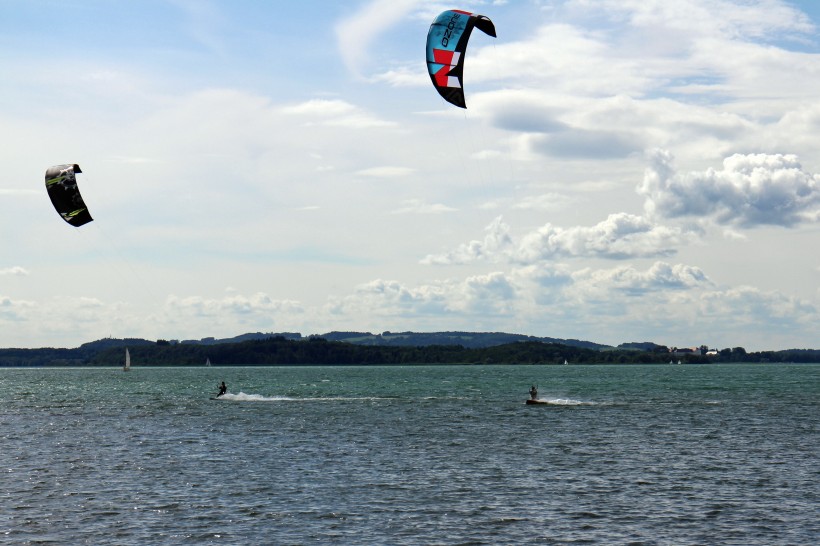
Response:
[1, 334, 817, 367]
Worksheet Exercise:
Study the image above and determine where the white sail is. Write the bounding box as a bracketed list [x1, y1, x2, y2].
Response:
[124, 348, 131, 371]
[206, 358, 211, 367]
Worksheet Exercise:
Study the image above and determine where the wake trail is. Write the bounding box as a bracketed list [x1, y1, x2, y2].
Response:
[215, 392, 393, 402]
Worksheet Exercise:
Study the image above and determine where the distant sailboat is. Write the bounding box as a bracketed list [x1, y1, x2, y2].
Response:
[564, 359, 568, 365]
[205, 358, 211, 367]
[123, 348, 131, 372]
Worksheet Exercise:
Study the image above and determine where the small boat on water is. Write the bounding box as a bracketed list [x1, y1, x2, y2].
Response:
[123, 348, 131, 372]
[205, 358, 211, 367]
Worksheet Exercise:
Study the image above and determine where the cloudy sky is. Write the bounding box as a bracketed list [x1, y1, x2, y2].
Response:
[1, 0, 819, 351]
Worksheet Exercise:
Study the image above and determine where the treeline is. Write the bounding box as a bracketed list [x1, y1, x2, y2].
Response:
[1, 336, 818, 367]
[81, 338, 641, 366]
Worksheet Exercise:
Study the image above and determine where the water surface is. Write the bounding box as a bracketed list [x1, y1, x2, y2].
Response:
[1, 364, 817, 544]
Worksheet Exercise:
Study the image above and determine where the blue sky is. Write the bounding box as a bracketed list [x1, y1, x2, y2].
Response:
[1, 0, 819, 350]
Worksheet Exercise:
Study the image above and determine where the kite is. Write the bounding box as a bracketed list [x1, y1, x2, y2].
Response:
[45, 164, 93, 227]
[425, 9, 496, 108]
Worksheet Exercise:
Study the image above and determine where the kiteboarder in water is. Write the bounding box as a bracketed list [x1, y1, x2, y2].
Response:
[217, 381, 227, 397]
[529, 385, 538, 400]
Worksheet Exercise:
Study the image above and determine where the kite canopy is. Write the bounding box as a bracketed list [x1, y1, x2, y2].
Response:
[425, 9, 496, 108]
[45, 164, 93, 227]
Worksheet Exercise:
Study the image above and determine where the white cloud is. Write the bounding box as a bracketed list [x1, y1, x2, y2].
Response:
[424, 213, 692, 265]
[422, 216, 513, 264]
[640, 149, 820, 227]
[519, 213, 692, 261]
[447, 271, 517, 315]
[329, 270, 518, 322]
[582, 0, 813, 40]
[319, 258, 817, 350]
[3, 1, 819, 351]
[570, 261, 712, 296]
[281, 99, 357, 117]
[328, 278, 450, 319]
[371, 66, 428, 87]
[281, 98, 395, 128]
[356, 166, 415, 177]
[165, 292, 302, 318]
[512, 193, 575, 212]
[392, 199, 457, 215]
[335, 0, 421, 76]
[0, 267, 29, 276]
[158, 293, 305, 337]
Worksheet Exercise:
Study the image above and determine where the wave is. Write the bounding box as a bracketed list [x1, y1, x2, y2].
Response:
[216, 393, 597, 405]
[217, 392, 288, 402]
[216, 392, 391, 402]
[533, 397, 595, 406]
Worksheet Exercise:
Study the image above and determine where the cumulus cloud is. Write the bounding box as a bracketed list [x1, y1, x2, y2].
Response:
[0, 295, 128, 347]
[148, 292, 308, 341]
[448, 271, 517, 315]
[329, 271, 518, 320]
[518, 213, 691, 261]
[640, 149, 820, 227]
[0, 267, 29, 276]
[165, 292, 302, 319]
[698, 284, 816, 324]
[570, 261, 712, 297]
[424, 213, 690, 265]
[0, 295, 33, 317]
[319, 259, 817, 350]
[328, 278, 450, 318]
[422, 216, 513, 264]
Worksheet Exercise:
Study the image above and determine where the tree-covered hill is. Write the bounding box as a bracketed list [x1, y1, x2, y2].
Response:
[0, 332, 817, 367]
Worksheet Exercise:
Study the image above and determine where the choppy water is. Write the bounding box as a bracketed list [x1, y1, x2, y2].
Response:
[1, 364, 817, 545]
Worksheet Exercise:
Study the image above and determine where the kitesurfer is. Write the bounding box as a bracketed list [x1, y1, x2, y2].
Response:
[529, 385, 538, 400]
[217, 381, 227, 397]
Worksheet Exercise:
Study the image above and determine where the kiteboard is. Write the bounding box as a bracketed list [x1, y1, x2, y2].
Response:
[525, 399, 551, 405]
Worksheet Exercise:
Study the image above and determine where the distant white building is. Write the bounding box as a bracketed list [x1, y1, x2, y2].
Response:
[669, 346, 711, 356]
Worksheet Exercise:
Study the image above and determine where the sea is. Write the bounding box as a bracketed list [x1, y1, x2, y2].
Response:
[1, 363, 817, 545]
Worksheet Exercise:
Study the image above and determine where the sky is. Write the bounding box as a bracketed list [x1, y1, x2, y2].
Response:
[1, 0, 819, 351]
